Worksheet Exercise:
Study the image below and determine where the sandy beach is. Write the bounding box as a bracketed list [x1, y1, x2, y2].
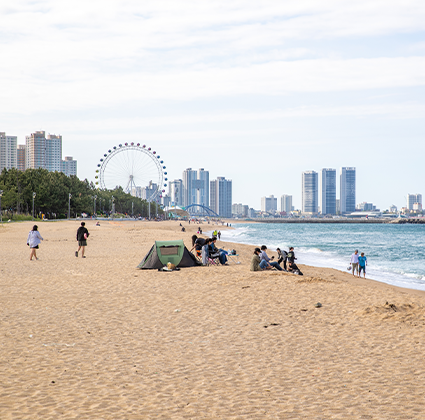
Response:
[1, 219, 425, 419]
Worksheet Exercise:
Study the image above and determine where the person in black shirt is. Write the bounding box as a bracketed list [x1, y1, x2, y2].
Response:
[76, 222, 90, 258]
[287, 247, 303, 275]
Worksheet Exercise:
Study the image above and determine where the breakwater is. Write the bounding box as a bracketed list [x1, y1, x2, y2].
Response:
[244, 218, 425, 224]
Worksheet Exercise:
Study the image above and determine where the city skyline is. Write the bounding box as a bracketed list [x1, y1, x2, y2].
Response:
[1, 2, 424, 210]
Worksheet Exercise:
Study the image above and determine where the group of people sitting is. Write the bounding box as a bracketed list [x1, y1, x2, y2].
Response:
[190, 235, 228, 266]
[250, 245, 303, 275]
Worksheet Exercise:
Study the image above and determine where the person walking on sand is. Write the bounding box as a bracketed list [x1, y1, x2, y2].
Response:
[358, 252, 367, 278]
[218, 231, 221, 240]
[27, 225, 43, 261]
[76, 222, 89, 258]
[350, 250, 359, 276]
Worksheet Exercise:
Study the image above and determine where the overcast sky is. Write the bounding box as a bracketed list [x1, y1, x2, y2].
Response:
[1, 0, 425, 210]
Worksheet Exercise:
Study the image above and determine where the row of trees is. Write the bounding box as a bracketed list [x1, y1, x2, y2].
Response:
[0, 168, 162, 219]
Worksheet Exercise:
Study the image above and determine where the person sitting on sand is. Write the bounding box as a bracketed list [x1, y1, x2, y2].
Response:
[209, 237, 228, 265]
[287, 247, 303, 275]
[358, 252, 367, 278]
[260, 245, 283, 271]
[251, 247, 272, 271]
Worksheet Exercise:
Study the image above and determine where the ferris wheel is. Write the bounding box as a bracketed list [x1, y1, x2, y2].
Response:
[95, 143, 167, 202]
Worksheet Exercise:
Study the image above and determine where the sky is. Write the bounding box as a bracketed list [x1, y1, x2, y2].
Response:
[1, 0, 425, 210]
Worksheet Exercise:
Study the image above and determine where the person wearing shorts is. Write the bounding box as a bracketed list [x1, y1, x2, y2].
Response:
[76, 222, 89, 258]
[358, 252, 367, 278]
[27, 225, 43, 261]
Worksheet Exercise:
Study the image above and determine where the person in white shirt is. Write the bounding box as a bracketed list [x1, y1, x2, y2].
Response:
[350, 250, 359, 276]
[27, 225, 43, 261]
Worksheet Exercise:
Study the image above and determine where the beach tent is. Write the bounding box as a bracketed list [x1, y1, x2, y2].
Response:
[137, 240, 201, 269]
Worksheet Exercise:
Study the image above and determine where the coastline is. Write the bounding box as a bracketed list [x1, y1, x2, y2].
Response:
[1, 220, 425, 418]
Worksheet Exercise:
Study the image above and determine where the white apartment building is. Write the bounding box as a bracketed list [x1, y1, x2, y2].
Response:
[169, 179, 183, 207]
[261, 195, 277, 213]
[25, 131, 63, 172]
[210, 177, 232, 218]
[0, 132, 18, 171]
[280, 194, 292, 213]
[61, 156, 77, 177]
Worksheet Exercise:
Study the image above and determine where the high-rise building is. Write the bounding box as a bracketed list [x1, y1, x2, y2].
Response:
[182, 168, 198, 207]
[302, 171, 318, 214]
[61, 156, 77, 177]
[407, 194, 422, 210]
[0, 132, 17, 171]
[319, 168, 336, 215]
[141, 182, 158, 201]
[340, 167, 356, 214]
[26, 131, 46, 169]
[261, 195, 277, 213]
[182, 168, 209, 209]
[25, 131, 63, 172]
[196, 168, 209, 208]
[210, 177, 232, 218]
[169, 179, 183, 207]
[17, 145, 26, 171]
[46, 134, 62, 172]
[280, 195, 293, 213]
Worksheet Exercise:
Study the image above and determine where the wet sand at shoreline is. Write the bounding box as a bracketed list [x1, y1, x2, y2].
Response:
[1, 220, 425, 419]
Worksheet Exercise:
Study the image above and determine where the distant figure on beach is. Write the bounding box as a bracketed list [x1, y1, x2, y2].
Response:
[76, 222, 89, 258]
[181, 227, 185, 232]
[260, 245, 283, 271]
[218, 231, 221, 240]
[287, 247, 303, 275]
[276, 247, 288, 271]
[212, 230, 218, 237]
[358, 252, 367, 278]
[350, 250, 359, 276]
[27, 225, 43, 261]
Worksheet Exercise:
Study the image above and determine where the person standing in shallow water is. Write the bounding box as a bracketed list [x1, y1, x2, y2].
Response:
[27, 225, 43, 261]
[76, 222, 89, 258]
[358, 252, 367, 278]
[350, 250, 359, 276]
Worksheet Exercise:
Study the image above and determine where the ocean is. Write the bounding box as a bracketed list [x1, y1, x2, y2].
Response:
[220, 222, 425, 291]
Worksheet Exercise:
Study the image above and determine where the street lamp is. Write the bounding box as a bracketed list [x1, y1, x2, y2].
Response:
[94, 195, 97, 217]
[0, 190, 3, 225]
[68, 193, 72, 219]
[111, 195, 115, 217]
[32, 192, 36, 221]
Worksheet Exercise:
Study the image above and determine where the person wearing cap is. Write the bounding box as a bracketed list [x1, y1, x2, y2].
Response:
[260, 245, 283, 271]
[350, 249, 359, 276]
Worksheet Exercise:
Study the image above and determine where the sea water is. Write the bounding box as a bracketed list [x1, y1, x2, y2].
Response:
[220, 223, 425, 291]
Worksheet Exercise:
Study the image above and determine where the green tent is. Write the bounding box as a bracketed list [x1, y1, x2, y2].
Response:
[137, 240, 201, 269]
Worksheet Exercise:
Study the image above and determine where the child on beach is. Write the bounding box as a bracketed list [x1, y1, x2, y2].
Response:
[358, 252, 367, 278]
[27, 225, 43, 261]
